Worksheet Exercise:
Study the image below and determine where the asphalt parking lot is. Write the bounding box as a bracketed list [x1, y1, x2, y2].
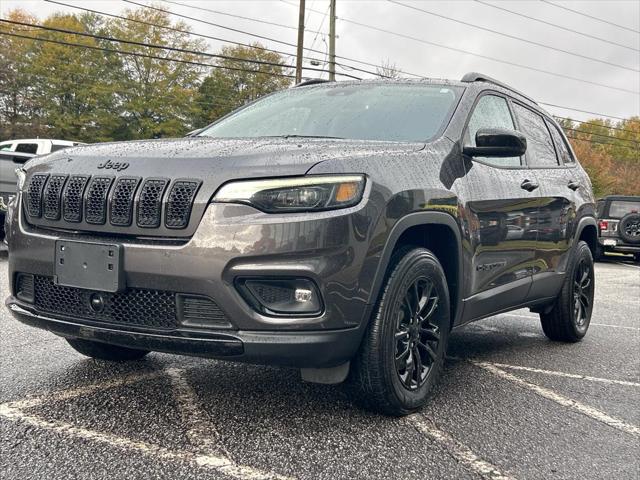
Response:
[0, 252, 638, 480]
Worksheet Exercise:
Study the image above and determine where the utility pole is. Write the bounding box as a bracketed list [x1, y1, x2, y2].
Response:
[295, 0, 306, 84]
[328, 0, 336, 81]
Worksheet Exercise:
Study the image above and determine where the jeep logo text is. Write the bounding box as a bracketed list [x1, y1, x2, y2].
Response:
[97, 160, 129, 171]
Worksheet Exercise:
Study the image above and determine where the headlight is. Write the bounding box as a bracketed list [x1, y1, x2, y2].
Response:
[16, 168, 26, 190]
[213, 175, 365, 213]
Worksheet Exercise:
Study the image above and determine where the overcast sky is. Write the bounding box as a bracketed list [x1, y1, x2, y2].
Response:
[2, 0, 639, 122]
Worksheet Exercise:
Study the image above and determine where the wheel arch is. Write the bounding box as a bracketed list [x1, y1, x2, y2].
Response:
[575, 216, 598, 257]
[369, 212, 464, 329]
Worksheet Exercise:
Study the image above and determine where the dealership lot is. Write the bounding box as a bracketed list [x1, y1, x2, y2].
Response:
[1, 253, 638, 480]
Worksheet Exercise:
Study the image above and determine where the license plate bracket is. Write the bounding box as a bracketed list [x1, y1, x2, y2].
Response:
[54, 240, 123, 292]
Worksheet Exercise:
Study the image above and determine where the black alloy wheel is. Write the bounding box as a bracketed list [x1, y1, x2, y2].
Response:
[572, 258, 593, 329]
[394, 277, 441, 390]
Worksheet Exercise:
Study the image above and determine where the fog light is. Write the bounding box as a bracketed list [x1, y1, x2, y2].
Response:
[238, 278, 322, 316]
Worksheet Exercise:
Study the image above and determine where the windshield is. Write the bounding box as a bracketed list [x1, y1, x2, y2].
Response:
[198, 83, 462, 142]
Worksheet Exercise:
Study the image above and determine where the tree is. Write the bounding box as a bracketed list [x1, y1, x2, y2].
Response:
[376, 59, 402, 79]
[0, 9, 43, 139]
[192, 43, 292, 128]
[108, 6, 207, 139]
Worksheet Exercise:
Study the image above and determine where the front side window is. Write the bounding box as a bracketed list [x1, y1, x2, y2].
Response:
[546, 120, 574, 164]
[50, 144, 70, 153]
[466, 94, 521, 167]
[0, 143, 13, 151]
[513, 104, 559, 167]
[14, 143, 38, 154]
[199, 84, 462, 143]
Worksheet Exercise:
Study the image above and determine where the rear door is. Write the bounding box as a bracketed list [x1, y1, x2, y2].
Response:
[510, 103, 574, 297]
[459, 93, 542, 321]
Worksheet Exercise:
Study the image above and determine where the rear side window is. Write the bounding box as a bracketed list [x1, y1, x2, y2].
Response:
[466, 95, 521, 167]
[513, 104, 559, 167]
[50, 144, 70, 152]
[547, 120, 574, 164]
[14, 143, 38, 154]
[609, 200, 640, 218]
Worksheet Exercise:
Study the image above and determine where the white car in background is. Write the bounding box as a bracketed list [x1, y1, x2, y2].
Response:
[1, 139, 85, 242]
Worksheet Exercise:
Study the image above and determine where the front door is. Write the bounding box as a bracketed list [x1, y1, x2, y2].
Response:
[459, 93, 542, 322]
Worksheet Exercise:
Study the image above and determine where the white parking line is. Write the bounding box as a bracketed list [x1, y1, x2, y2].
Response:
[591, 323, 640, 331]
[614, 261, 640, 270]
[473, 361, 640, 438]
[408, 414, 517, 480]
[0, 368, 293, 480]
[487, 363, 640, 387]
[493, 313, 639, 331]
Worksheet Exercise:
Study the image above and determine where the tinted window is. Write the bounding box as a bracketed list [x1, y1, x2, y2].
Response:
[0, 143, 13, 151]
[466, 95, 521, 167]
[546, 120, 574, 164]
[609, 200, 640, 218]
[199, 84, 462, 142]
[15, 143, 38, 154]
[513, 104, 558, 167]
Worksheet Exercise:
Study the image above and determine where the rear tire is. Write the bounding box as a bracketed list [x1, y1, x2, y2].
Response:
[634, 253, 640, 264]
[350, 247, 450, 416]
[594, 243, 604, 261]
[66, 338, 150, 361]
[540, 241, 594, 342]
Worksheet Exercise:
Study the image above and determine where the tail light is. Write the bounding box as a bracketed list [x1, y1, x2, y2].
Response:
[599, 220, 608, 231]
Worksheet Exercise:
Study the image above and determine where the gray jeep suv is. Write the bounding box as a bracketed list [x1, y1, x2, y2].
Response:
[4, 74, 597, 415]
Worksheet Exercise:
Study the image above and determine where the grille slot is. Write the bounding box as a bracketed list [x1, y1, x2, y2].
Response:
[25, 174, 49, 218]
[165, 180, 201, 229]
[137, 179, 168, 228]
[63, 175, 90, 222]
[178, 295, 231, 328]
[16, 273, 35, 303]
[84, 176, 114, 225]
[33, 275, 179, 330]
[110, 177, 140, 226]
[43, 175, 68, 220]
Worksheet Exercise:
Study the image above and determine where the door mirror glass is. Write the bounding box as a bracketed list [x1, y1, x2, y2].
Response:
[463, 128, 527, 158]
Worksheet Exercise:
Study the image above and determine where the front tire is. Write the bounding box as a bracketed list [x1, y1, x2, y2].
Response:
[66, 338, 150, 361]
[350, 247, 450, 416]
[540, 241, 594, 342]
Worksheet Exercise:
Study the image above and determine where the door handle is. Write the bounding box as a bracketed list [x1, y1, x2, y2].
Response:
[520, 179, 539, 192]
[567, 180, 581, 191]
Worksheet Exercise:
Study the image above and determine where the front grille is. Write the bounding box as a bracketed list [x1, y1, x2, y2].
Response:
[63, 175, 90, 222]
[84, 176, 113, 225]
[166, 180, 201, 229]
[137, 179, 168, 228]
[28, 276, 232, 331]
[24, 173, 202, 233]
[33, 275, 179, 330]
[43, 175, 67, 220]
[110, 177, 140, 226]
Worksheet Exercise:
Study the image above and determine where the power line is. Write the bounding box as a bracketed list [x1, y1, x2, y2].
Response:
[553, 115, 639, 136]
[123, 0, 385, 79]
[539, 0, 640, 35]
[565, 134, 637, 149]
[390, 0, 640, 68]
[162, 0, 325, 34]
[0, 18, 363, 79]
[563, 127, 638, 146]
[541, 102, 632, 121]
[475, 0, 640, 52]
[283, 0, 638, 94]
[0, 30, 301, 79]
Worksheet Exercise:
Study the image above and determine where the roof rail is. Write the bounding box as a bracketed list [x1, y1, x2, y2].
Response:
[461, 72, 537, 105]
[294, 78, 333, 87]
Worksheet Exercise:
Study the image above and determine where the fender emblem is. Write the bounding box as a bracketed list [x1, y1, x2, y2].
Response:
[97, 160, 129, 171]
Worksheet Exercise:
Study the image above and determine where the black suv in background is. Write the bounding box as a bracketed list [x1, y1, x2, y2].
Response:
[5, 74, 597, 415]
[596, 195, 640, 262]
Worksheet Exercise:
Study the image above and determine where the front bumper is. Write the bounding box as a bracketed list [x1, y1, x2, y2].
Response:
[5, 193, 380, 366]
[6, 300, 366, 367]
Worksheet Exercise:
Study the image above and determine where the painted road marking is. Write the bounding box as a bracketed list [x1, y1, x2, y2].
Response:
[0, 368, 292, 480]
[488, 362, 640, 387]
[473, 361, 640, 438]
[408, 414, 517, 480]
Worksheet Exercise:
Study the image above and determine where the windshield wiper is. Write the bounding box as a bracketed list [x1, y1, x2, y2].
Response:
[264, 134, 345, 140]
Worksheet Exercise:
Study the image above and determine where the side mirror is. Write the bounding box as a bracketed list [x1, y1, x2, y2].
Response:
[463, 128, 527, 158]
